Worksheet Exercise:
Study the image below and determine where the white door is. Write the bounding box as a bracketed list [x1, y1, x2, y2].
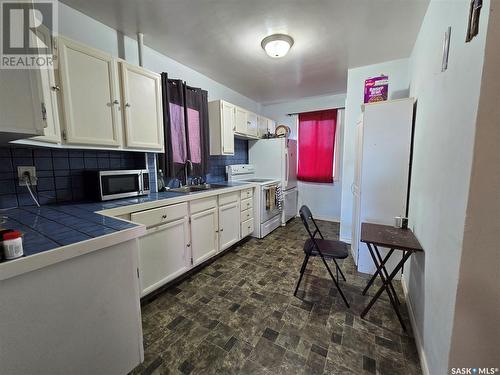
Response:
[235, 106, 248, 134]
[121, 62, 163, 150]
[218, 202, 240, 251]
[247, 112, 258, 137]
[221, 101, 235, 154]
[351, 119, 364, 263]
[190, 207, 218, 265]
[138, 218, 190, 296]
[58, 36, 121, 147]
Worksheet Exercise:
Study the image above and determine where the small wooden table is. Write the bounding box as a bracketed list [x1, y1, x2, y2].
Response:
[360, 222, 423, 331]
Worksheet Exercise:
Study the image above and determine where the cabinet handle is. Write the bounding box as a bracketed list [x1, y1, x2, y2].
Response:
[113, 100, 119, 105]
[220, 228, 224, 232]
[51, 85, 60, 92]
[187, 243, 191, 247]
[162, 214, 167, 219]
[215, 230, 219, 233]
[125, 103, 131, 107]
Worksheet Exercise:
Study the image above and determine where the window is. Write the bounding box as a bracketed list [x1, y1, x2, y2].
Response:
[297, 109, 337, 183]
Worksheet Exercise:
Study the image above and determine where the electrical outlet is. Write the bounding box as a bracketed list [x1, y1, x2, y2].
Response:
[17, 166, 37, 186]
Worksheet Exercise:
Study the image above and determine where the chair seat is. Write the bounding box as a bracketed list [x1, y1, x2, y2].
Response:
[304, 238, 349, 259]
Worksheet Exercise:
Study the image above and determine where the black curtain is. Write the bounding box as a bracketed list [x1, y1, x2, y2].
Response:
[159, 73, 209, 181]
[185, 84, 209, 176]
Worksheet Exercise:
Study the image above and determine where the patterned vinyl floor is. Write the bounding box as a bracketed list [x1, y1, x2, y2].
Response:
[131, 219, 422, 375]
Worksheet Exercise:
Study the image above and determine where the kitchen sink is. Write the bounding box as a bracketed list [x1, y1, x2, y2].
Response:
[168, 184, 227, 193]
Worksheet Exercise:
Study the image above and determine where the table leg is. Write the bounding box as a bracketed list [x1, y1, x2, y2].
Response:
[373, 245, 401, 305]
[365, 244, 398, 308]
[362, 247, 395, 296]
[361, 250, 413, 331]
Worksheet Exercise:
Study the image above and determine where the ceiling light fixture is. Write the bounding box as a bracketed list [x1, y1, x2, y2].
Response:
[261, 34, 294, 58]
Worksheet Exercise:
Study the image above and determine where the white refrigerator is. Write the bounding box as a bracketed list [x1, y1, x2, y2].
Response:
[248, 138, 298, 224]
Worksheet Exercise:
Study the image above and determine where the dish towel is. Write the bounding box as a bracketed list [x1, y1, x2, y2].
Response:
[268, 186, 276, 210]
[275, 186, 283, 211]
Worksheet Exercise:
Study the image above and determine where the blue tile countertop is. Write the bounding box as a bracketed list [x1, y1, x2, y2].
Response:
[0, 182, 253, 264]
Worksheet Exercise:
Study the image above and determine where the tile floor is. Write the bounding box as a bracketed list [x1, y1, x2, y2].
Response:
[131, 219, 422, 375]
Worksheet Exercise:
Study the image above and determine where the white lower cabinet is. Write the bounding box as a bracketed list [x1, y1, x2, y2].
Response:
[129, 188, 254, 296]
[190, 207, 218, 265]
[131, 203, 190, 297]
[218, 201, 241, 251]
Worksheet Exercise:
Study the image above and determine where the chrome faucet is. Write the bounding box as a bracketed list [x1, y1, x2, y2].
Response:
[183, 160, 193, 186]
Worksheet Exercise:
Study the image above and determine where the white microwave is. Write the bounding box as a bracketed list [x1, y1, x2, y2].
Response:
[84, 169, 150, 201]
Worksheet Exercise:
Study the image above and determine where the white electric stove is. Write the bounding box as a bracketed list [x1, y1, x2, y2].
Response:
[226, 165, 282, 238]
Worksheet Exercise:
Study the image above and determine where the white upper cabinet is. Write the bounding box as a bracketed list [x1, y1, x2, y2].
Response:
[208, 100, 235, 155]
[246, 112, 258, 137]
[257, 116, 268, 138]
[234, 106, 248, 135]
[120, 62, 163, 150]
[267, 118, 276, 135]
[30, 30, 61, 144]
[58, 36, 122, 147]
[0, 70, 45, 144]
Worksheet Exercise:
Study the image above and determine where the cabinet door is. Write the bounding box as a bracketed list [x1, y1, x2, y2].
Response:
[190, 207, 218, 265]
[267, 119, 276, 135]
[257, 116, 267, 138]
[218, 202, 240, 251]
[234, 106, 248, 134]
[221, 101, 235, 154]
[138, 217, 190, 296]
[247, 112, 258, 137]
[30, 26, 61, 143]
[121, 63, 164, 150]
[58, 37, 121, 147]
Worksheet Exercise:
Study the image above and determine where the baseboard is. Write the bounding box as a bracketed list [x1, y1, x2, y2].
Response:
[401, 275, 430, 375]
[311, 215, 340, 223]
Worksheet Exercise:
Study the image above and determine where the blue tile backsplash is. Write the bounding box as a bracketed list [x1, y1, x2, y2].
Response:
[0, 147, 146, 208]
[0, 140, 249, 208]
[206, 139, 248, 183]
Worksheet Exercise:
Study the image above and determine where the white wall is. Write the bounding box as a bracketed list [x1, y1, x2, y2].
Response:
[262, 93, 346, 221]
[57, 3, 260, 113]
[449, 1, 500, 366]
[403, 0, 490, 374]
[340, 59, 410, 242]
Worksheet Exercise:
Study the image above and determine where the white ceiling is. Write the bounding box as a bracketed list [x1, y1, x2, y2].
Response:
[60, 0, 429, 104]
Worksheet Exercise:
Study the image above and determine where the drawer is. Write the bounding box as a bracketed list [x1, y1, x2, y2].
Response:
[240, 188, 253, 200]
[240, 208, 253, 222]
[190, 196, 217, 214]
[241, 197, 253, 212]
[131, 202, 188, 227]
[219, 191, 239, 206]
[241, 218, 254, 238]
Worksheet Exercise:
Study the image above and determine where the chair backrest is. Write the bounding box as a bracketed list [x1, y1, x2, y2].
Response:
[299, 205, 323, 242]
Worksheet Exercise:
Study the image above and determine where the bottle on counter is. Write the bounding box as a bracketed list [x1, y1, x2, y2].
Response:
[3, 230, 24, 260]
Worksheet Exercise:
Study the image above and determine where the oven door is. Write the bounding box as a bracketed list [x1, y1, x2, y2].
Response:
[99, 170, 143, 201]
[261, 184, 281, 223]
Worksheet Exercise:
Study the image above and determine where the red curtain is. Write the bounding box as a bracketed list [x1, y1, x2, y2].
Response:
[297, 109, 337, 183]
